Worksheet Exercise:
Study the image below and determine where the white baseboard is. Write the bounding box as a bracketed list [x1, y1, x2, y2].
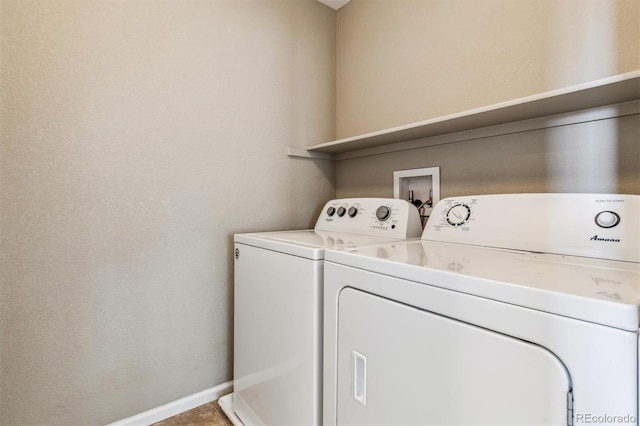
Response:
[107, 381, 233, 426]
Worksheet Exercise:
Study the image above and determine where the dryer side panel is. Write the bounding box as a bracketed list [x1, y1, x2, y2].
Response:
[336, 288, 571, 425]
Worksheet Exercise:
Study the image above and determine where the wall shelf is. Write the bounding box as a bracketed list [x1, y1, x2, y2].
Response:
[294, 71, 639, 159]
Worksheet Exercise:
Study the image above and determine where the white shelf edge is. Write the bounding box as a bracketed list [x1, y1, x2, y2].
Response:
[335, 100, 640, 161]
[287, 147, 335, 160]
[308, 71, 640, 155]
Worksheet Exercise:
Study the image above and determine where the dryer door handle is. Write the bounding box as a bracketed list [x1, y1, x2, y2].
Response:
[352, 351, 367, 406]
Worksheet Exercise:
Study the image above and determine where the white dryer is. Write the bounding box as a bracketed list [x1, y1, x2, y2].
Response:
[219, 198, 422, 426]
[323, 193, 639, 425]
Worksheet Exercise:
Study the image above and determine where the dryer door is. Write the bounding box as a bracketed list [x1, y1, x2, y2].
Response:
[336, 288, 572, 425]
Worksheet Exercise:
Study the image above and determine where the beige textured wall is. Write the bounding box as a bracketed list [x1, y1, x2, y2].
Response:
[335, 0, 639, 199]
[0, 1, 335, 424]
[336, 0, 640, 138]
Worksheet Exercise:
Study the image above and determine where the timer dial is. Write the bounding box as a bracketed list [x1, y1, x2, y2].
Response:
[446, 204, 471, 227]
[376, 206, 391, 221]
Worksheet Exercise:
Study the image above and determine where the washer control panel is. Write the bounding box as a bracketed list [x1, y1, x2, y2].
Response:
[315, 198, 423, 240]
[423, 193, 639, 262]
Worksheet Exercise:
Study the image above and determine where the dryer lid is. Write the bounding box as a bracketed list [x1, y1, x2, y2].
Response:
[325, 240, 640, 331]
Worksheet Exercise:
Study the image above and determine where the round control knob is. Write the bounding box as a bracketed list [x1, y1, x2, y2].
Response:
[446, 204, 471, 227]
[376, 206, 391, 221]
[595, 211, 620, 228]
[337, 207, 346, 217]
[348, 207, 358, 218]
[326, 207, 336, 217]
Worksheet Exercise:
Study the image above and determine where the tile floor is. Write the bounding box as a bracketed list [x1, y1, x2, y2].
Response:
[152, 399, 233, 426]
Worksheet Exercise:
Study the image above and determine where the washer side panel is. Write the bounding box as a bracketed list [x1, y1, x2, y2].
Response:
[234, 243, 322, 426]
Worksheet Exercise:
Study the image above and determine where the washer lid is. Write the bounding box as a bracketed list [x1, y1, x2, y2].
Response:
[235, 230, 404, 260]
[325, 240, 640, 331]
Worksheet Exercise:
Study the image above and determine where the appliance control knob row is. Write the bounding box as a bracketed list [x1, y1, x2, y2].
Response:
[376, 206, 391, 221]
[327, 206, 359, 218]
[595, 211, 620, 228]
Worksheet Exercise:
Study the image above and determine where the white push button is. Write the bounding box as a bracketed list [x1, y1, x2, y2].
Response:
[595, 211, 620, 228]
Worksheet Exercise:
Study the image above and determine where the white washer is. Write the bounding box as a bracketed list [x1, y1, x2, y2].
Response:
[219, 198, 422, 426]
[323, 193, 640, 425]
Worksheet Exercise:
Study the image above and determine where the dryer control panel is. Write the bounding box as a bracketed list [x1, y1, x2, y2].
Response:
[423, 193, 639, 263]
[315, 198, 422, 240]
